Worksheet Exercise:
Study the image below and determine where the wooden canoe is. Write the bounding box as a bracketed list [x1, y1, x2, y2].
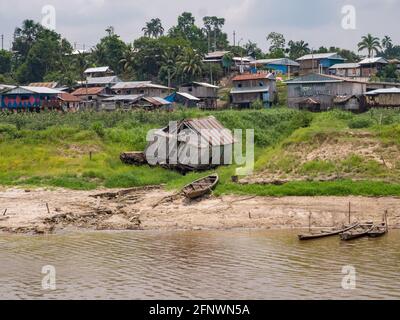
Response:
[368, 223, 388, 238]
[298, 222, 359, 241]
[340, 223, 374, 241]
[182, 174, 219, 199]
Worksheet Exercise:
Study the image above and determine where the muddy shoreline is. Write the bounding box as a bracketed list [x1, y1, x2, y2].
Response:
[1, 186, 400, 235]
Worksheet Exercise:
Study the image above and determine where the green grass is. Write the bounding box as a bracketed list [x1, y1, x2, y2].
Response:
[1, 108, 400, 196]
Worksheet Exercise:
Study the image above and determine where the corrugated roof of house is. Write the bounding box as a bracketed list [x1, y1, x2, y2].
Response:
[111, 82, 172, 90]
[330, 63, 361, 69]
[58, 93, 82, 102]
[232, 73, 275, 81]
[102, 94, 144, 102]
[192, 82, 219, 89]
[28, 82, 58, 88]
[296, 53, 345, 61]
[359, 57, 388, 65]
[230, 87, 270, 94]
[365, 87, 400, 95]
[204, 51, 230, 59]
[176, 92, 201, 101]
[71, 87, 106, 95]
[84, 66, 112, 74]
[87, 76, 120, 85]
[184, 116, 235, 146]
[19, 86, 62, 94]
[142, 97, 171, 106]
[250, 58, 300, 67]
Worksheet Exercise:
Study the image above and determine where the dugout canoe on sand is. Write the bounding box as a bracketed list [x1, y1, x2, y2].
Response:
[182, 174, 219, 199]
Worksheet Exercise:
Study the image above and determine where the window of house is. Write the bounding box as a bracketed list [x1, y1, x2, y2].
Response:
[140, 90, 145, 94]
[188, 88, 193, 92]
[238, 83, 242, 88]
[259, 82, 264, 87]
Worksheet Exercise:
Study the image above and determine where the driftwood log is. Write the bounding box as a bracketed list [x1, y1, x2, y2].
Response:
[120, 152, 147, 166]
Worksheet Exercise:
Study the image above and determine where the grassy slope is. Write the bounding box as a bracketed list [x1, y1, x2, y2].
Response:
[1, 108, 400, 196]
[0, 108, 309, 191]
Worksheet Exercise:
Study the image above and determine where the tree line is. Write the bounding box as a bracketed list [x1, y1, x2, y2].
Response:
[0, 12, 399, 86]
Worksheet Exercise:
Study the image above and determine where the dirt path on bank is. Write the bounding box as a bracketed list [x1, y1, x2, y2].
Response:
[1, 186, 400, 234]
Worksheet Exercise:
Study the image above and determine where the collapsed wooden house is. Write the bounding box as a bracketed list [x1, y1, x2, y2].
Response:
[145, 116, 235, 173]
[365, 88, 400, 108]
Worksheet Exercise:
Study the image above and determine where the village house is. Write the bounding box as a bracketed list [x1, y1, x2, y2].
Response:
[329, 63, 362, 78]
[230, 72, 277, 108]
[165, 92, 201, 107]
[250, 58, 300, 76]
[358, 57, 388, 78]
[178, 82, 219, 109]
[297, 53, 345, 75]
[85, 76, 121, 89]
[28, 82, 59, 89]
[365, 88, 400, 108]
[145, 115, 235, 173]
[203, 51, 230, 64]
[0, 86, 62, 111]
[84, 66, 114, 78]
[71, 87, 108, 110]
[111, 81, 173, 98]
[100, 94, 144, 111]
[58, 93, 82, 112]
[286, 73, 400, 112]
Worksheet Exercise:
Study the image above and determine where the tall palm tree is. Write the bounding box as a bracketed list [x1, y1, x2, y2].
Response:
[120, 44, 136, 76]
[382, 35, 393, 50]
[159, 51, 177, 87]
[177, 48, 204, 81]
[142, 18, 164, 38]
[288, 40, 310, 60]
[358, 34, 381, 58]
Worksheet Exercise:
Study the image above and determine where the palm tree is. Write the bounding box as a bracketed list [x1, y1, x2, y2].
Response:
[159, 51, 177, 87]
[288, 40, 310, 59]
[120, 44, 136, 77]
[142, 18, 164, 38]
[382, 35, 393, 50]
[358, 34, 381, 58]
[177, 48, 204, 81]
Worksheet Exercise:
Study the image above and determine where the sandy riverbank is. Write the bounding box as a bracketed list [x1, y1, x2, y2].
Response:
[1, 186, 400, 234]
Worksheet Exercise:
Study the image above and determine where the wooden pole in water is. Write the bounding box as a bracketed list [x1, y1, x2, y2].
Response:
[3, 209, 7, 216]
[309, 212, 312, 232]
[46, 203, 50, 214]
[385, 210, 389, 231]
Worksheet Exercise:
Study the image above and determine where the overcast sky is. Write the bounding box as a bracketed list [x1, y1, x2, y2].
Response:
[0, 0, 399, 53]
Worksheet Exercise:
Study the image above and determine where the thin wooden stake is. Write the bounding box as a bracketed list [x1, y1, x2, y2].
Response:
[309, 212, 312, 232]
[46, 203, 50, 214]
[3, 209, 7, 216]
[89, 151, 93, 161]
[348, 202, 351, 224]
[249, 212, 252, 219]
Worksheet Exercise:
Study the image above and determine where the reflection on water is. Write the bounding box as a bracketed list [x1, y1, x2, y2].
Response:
[0, 229, 399, 300]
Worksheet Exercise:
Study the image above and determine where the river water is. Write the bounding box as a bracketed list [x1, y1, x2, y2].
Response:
[0, 229, 399, 300]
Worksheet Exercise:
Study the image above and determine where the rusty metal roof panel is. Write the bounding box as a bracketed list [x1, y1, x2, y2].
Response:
[184, 116, 235, 146]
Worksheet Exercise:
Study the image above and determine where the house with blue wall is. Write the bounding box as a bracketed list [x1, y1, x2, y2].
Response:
[1, 86, 61, 111]
[250, 58, 300, 76]
[297, 53, 345, 75]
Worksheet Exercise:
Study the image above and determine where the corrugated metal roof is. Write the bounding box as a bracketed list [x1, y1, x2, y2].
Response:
[28, 82, 58, 88]
[112, 81, 152, 90]
[87, 76, 120, 85]
[184, 116, 235, 146]
[192, 82, 219, 89]
[204, 51, 230, 59]
[250, 58, 300, 67]
[365, 88, 400, 95]
[143, 97, 171, 105]
[232, 73, 275, 81]
[102, 94, 144, 102]
[111, 81, 172, 90]
[71, 87, 106, 95]
[333, 95, 358, 104]
[230, 87, 270, 94]
[176, 92, 201, 101]
[84, 66, 112, 74]
[5, 86, 63, 94]
[359, 57, 388, 65]
[297, 53, 345, 61]
[58, 93, 82, 102]
[330, 63, 361, 69]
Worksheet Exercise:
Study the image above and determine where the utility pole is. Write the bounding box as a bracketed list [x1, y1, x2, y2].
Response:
[233, 31, 236, 47]
[1, 34, 4, 50]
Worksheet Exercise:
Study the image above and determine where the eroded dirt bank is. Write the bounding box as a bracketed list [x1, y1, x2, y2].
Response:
[1, 186, 400, 234]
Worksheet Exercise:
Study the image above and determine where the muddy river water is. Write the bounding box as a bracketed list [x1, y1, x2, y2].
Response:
[0, 229, 399, 299]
